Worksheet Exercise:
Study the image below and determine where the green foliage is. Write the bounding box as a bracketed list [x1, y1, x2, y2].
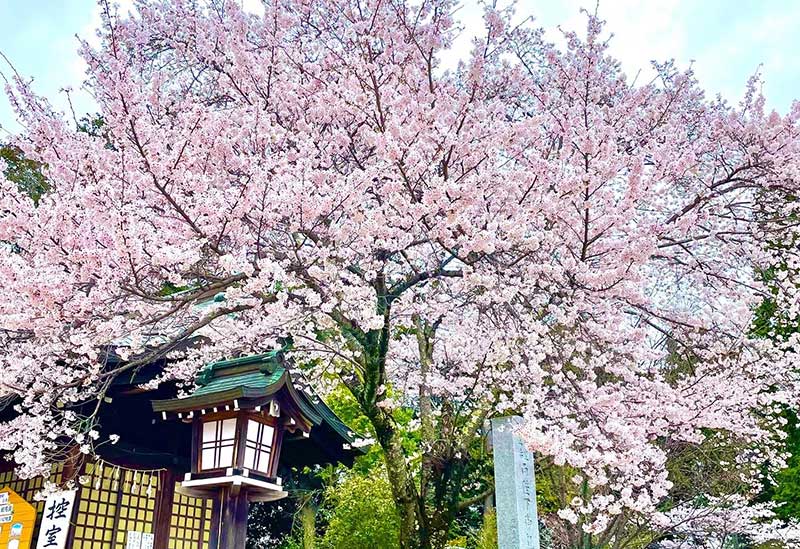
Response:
[0, 144, 48, 203]
[288, 373, 500, 548]
[448, 502, 490, 548]
[319, 471, 400, 549]
[299, 503, 318, 549]
[0, 116, 107, 207]
[447, 536, 467, 548]
[473, 510, 497, 549]
[248, 469, 324, 549]
[326, 399, 383, 474]
[77, 114, 107, 138]
[158, 282, 191, 296]
[534, 460, 577, 515]
[248, 497, 296, 549]
[538, 521, 555, 549]
[750, 254, 800, 523]
[771, 410, 800, 520]
[324, 384, 419, 475]
[666, 431, 754, 505]
[255, 382, 409, 548]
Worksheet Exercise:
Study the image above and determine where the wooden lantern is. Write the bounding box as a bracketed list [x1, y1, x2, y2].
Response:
[151, 352, 326, 549]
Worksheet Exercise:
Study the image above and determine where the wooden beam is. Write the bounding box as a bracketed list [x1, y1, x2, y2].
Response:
[215, 486, 249, 549]
[209, 495, 222, 549]
[152, 469, 178, 549]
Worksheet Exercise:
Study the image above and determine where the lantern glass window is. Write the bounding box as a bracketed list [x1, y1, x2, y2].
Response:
[243, 419, 275, 474]
[200, 418, 237, 470]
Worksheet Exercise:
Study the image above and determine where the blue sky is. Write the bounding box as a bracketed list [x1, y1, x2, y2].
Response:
[1, 0, 799, 136]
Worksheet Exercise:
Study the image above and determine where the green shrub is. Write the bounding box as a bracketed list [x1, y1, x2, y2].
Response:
[474, 510, 497, 549]
[320, 471, 400, 549]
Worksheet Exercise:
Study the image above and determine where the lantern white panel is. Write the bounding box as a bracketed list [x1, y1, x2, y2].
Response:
[243, 420, 276, 474]
[221, 418, 237, 439]
[218, 445, 234, 468]
[201, 448, 216, 470]
[202, 421, 217, 443]
[244, 447, 257, 470]
[256, 450, 271, 474]
[200, 418, 239, 470]
[261, 424, 275, 446]
[247, 419, 260, 443]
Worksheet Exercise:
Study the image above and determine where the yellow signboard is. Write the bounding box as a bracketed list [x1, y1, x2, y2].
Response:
[0, 488, 37, 549]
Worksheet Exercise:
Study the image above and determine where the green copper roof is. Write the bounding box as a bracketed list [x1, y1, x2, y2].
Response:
[152, 351, 288, 412]
[195, 350, 284, 388]
[151, 350, 364, 450]
[302, 391, 358, 444]
[192, 368, 285, 397]
[201, 350, 282, 376]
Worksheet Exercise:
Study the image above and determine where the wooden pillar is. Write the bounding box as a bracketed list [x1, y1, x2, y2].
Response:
[153, 469, 178, 549]
[209, 494, 222, 549]
[214, 486, 249, 549]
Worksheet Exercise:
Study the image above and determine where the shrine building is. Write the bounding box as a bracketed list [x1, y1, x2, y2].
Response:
[0, 349, 363, 549]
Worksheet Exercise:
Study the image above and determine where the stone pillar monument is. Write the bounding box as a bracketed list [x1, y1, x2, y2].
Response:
[491, 416, 540, 549]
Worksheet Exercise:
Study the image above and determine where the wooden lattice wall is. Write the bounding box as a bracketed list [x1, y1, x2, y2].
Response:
[168, 485, 214, 549]
[0, 462, 215, 548]
[71, 463, 159, 549]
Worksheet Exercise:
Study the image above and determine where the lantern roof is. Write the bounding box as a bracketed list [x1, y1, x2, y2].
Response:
[151, 350, 364, 453]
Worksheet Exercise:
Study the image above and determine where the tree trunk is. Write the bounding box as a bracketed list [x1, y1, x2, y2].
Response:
[300, 502, 316, 549]
[373, 415, 426, 549]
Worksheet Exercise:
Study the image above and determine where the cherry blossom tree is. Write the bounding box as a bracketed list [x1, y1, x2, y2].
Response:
[1, 1, 800, 547]
[656, 496, 800, 548]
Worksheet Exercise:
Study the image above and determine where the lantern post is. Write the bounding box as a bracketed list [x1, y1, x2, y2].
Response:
[152, 353, 322, 549]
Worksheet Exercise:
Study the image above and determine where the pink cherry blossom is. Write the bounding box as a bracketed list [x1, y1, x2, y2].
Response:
[1, 1, 799, 543]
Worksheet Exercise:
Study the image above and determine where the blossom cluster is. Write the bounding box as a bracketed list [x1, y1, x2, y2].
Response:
[0, 0, 798, 539]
